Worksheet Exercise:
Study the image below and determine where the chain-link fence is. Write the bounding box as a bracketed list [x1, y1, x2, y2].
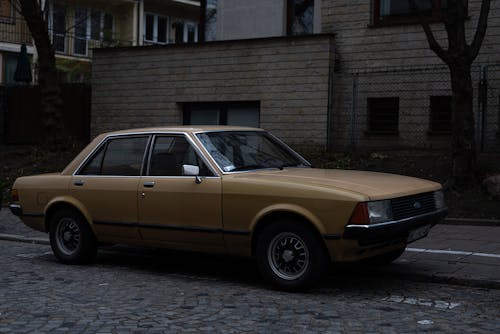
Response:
[331, 64, 500, 153]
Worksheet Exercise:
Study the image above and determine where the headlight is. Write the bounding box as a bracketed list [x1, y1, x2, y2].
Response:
[434, 190, 445, 209]
[367, 200, 393, 223]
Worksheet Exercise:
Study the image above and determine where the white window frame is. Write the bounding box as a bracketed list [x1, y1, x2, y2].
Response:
[48, 3, 67, 54]
[73, 7, 91, 56]
[144, 12, 169, 45]
[183, 21, 198, 43]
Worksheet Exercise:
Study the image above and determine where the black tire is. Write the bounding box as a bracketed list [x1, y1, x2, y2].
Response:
[256, 220, 329, 291]
[49, 209, 97, 264]
[364, 247, 406, 265]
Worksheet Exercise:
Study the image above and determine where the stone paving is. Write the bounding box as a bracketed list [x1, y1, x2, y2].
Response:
[0, 240, 499, 333]
[2, 208, 500, 288]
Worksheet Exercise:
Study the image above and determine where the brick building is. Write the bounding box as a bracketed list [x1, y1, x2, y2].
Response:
[91, 0, 500, 151]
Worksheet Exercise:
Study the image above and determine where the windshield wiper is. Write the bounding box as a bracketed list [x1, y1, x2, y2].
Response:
[278, 163, 308, 170]
[229, 165, 265, 172]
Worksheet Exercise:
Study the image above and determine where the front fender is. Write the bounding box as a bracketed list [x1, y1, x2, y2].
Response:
[249, 203, 327, 235]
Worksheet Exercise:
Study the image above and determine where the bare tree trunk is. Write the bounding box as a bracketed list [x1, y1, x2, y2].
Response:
[18, 0, 66, 148]
[409, 0, 491, 190]
[449, 62, 476, 188]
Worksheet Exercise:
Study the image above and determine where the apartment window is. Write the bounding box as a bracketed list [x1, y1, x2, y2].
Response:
[287, 0, 314, 35]
[0, 0, 13, 23]
[204, 0, 218, 41]
[91, 11, 113, 42]
[373, 0, 451, 26]
[184, 22, 197, 43]
[183, 102, 260, 128]
[173, 21, 199, 44]
[430, 96, 452, 133]
[3, 53, 17, 84]
[367, 97, 399, 134]
[74, 7, 89, 56]
[50, 4, 66, 53]
[144, 13, 169, 44]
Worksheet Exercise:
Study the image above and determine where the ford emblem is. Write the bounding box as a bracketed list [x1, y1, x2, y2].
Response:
[413, 202, 422, 209]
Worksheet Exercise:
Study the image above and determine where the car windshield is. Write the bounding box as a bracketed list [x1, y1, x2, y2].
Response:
[196, 131, 310, 172]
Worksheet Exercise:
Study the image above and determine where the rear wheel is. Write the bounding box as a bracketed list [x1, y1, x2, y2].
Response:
[49, 209, 97, 264]
[256, 221, 328, 291]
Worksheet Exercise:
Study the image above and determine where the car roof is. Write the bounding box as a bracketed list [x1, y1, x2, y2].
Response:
[101, 125, 265, 136]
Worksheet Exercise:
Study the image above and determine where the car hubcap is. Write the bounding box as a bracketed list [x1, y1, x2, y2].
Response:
[268, 232, 309, 281]
[55, 218, 81, 256]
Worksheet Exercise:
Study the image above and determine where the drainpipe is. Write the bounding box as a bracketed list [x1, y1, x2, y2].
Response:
[136, 0, 144, 46]
[478, 65, 489, 153]
[350, 73, 358, 150]
[327, 41, 335, 151]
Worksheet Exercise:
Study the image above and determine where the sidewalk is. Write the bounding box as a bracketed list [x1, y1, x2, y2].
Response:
[1, 208, 499, 288]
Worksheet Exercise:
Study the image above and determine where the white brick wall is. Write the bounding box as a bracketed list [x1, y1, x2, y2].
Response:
[322, 0, 500, 150]
[92, 35, 335, 149]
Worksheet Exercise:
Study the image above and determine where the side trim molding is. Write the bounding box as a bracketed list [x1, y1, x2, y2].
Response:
[93, 220, 250, 236]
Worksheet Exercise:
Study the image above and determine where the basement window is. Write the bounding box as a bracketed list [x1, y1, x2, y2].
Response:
[429, 95, 452, 134]
[183, 101, 260, 128]
[367, 97, 399, 135]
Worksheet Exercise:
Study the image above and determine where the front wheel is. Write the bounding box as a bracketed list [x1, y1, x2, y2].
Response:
[256, 221, 328, 291]
[49, 209, 97, 264]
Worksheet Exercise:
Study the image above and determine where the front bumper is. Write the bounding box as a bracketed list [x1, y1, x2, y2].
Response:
[343, 208, 448, 246]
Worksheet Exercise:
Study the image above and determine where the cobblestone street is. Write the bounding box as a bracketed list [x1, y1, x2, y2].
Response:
[0, 239, 498, 333]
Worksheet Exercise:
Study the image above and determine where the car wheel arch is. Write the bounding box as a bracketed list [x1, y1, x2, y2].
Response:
[250, 210, 329, 260]
[44, 199, 94, 234]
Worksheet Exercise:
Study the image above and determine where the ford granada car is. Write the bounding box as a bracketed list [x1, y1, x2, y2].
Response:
[10, 126, 447, 290]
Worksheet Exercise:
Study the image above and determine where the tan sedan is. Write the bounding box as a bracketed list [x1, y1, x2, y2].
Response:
[10, 126, 447, 290]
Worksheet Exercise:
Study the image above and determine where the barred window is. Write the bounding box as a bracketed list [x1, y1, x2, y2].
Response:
[367, 97, 399, 134]
[430, 96, 452, 133]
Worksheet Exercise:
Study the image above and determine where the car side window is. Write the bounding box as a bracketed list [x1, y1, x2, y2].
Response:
[148, 136, 213, 176]
[79, 136, 149, 176]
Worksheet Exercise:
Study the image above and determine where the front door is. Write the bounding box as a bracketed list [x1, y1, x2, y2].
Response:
[138, 135, 223, 251]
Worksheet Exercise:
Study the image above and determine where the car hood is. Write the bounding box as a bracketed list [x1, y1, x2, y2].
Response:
[227, 168, 441, 200]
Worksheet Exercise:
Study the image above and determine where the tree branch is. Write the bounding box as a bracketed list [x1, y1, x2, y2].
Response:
[408, 0, 450, 63]
[469, 0, 491, 61]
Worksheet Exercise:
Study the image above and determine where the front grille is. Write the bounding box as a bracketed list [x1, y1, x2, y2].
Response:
[391, 192, 436, 220]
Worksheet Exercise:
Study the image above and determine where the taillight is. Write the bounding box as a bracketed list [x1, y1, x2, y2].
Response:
[11, 189, 19, 202]
[348, 203, 369, 225]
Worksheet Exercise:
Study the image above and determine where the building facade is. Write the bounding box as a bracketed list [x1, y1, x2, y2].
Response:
[91, 0, 500, 152]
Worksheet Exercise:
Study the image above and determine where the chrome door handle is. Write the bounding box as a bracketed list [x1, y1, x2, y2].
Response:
[143, 181, 155, 188]
[74, 180, 85, 186]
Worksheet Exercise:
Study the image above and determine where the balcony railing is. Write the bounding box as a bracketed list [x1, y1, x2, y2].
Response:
[0, 15, 33, 45]
[49, 31, 134, 58]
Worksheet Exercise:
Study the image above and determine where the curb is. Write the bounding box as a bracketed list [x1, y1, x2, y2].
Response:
[0, 233, 49, 245]
[442, 218, 500, 227]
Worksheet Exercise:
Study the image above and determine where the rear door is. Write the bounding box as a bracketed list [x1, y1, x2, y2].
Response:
[70, 135, 150, 241]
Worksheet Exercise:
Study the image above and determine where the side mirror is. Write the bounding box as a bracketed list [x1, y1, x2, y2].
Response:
[182, 164, 200, 176]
